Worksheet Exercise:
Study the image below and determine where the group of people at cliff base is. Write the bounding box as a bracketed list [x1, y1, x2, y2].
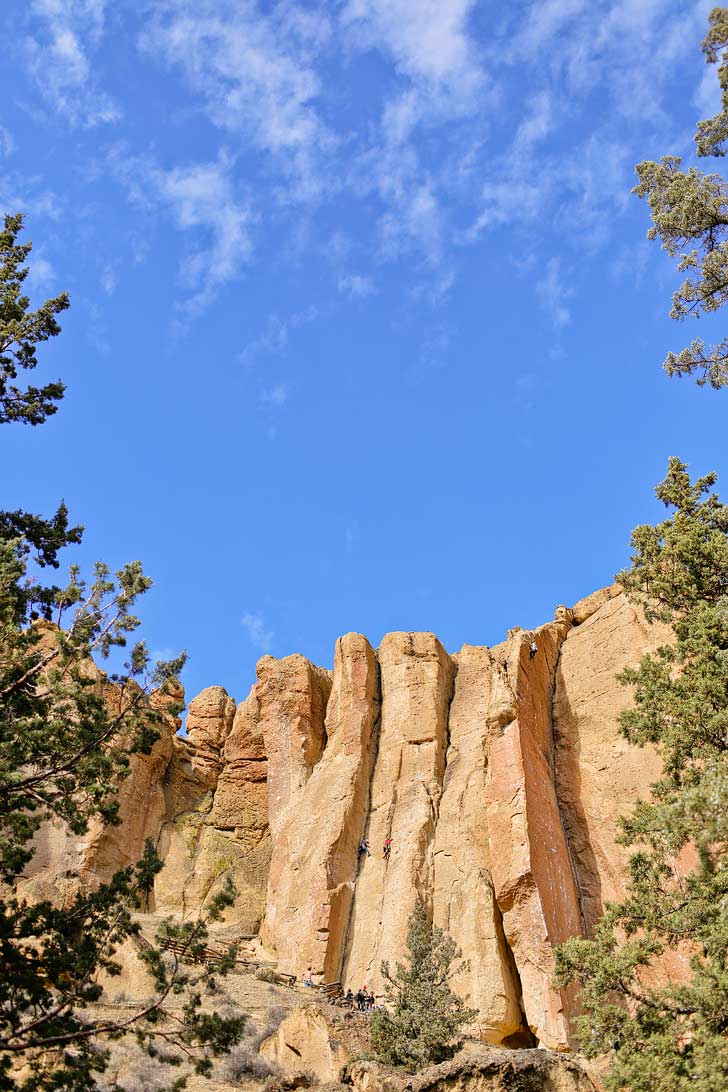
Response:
[358, 837, 391, 860]
[346, 987, 375, 1012]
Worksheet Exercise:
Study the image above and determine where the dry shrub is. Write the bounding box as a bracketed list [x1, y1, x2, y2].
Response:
[94, 1042, 180, 1092]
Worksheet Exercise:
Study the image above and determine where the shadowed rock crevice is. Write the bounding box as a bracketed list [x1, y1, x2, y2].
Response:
[491, 892, 537, 1050]
[546, 608, 593, 940]
[485, 618, 583, 1050]
[551, 624, 603, 938]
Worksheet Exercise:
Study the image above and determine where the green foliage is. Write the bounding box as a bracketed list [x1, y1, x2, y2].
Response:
[370, 901, 476, 1073]
[0, 213, 67, 425]
[0, 215, 82, 621]
[696, 7, 728, 158]
[0, 216, 245, 1091]
[633, 8, 728, 388]
[555, 458, 728, 1092]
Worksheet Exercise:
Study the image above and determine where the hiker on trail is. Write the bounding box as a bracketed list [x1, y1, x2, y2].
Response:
[529, 639, 538, 660]
[303, 967, 313, 987]
[383, 836, 392, 860]
[354, 988, 364, 1011]
[358, 838, 370, 859]
[345, 989, 354, 1008]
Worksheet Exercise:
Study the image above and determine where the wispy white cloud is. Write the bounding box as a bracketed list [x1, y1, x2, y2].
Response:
[338, 273, 376, 298]
[26, 254, 56, 293]
[417, 322, 451, 371]
[241, 611, 274, 653]
[379, 181, 443, 262]
[322, 231, 352, 264]
[341, 0, 483, 106]
[339, 0, 488, 268]
[514, 371, 540, 414]
[509, 0, 712, 124]
[100, 265, 117, 295]
[694, 61, 722, 116]
[238, 305, 319, 367]
[410, 268, 455, 305]
[110, 147, 252, 316]
[512, 90, 554, 157]
[0, 173, 60, 220]
[18, 0, 709, 341]
[139, 0, 335, 201]
[536, 257, 573, 329]
[0, 126, 15, 158]
[467, 130, 630, 248]
[25, 0, 120, 127]
[259, 383, 290, 408]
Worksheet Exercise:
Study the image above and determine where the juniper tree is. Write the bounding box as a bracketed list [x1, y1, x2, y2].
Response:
[633, 7, 728, 388]
[0, 215, 245, 1092]
[555, 457, 728, 1092]
[370, 901, 476, 1073]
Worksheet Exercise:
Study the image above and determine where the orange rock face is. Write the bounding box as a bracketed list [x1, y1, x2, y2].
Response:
[484, 616, 582, 1050]
[20, 586, 675, 1053]
[259, 634, 379, 977]
[433, 644, 525, 1044]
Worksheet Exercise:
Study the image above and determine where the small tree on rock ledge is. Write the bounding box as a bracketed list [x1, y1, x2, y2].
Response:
[370, 900, 476, 1073]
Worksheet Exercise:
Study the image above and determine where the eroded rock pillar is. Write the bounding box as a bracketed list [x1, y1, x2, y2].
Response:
[259, 634, 380, 976]
[343, 632, 454, 995]
[485, 618, 582, 1050]
[433, 645, 525, 1044]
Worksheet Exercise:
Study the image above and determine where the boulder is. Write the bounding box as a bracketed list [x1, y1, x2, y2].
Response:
[260, 1005, 350, 1082]
[346, 1049, 597, 1092]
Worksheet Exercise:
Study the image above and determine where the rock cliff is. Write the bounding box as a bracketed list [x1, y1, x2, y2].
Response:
[17, 585, 672, 1054]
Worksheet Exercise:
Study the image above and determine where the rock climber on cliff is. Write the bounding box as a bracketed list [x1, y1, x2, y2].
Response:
[529, 639, 538, 660]
[358, 838, 370, 859]
[383, 836, 392, 860]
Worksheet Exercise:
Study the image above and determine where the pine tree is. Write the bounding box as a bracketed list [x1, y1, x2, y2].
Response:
[0, 215, 245, 1091]
[555, 457, 728, 1092]
[370, 901, 477, 1073]
[0, 212, 67, 425]
[633, 7, 728, 388]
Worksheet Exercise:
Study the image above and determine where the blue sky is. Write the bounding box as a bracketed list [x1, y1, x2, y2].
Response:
[2, 0, 727, 709]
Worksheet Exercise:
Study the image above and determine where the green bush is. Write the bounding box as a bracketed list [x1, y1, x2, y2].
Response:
[370, 901, 476, 1073]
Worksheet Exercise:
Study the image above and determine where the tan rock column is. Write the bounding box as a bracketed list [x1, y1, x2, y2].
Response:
[554, 589, 692, 990]
[153, 685, 250, 920]
[185, 685, 236, 776]
[207, 686, 271, 931]
[256, 654, 333, 837]
[553, 588, 669, 927]
[259, 634, 380, 977]
[343, 632, 454, 996]
[433, 645, 525, 1044]
[81, 680, 178, 885]
[485, 618, 582, 1051]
